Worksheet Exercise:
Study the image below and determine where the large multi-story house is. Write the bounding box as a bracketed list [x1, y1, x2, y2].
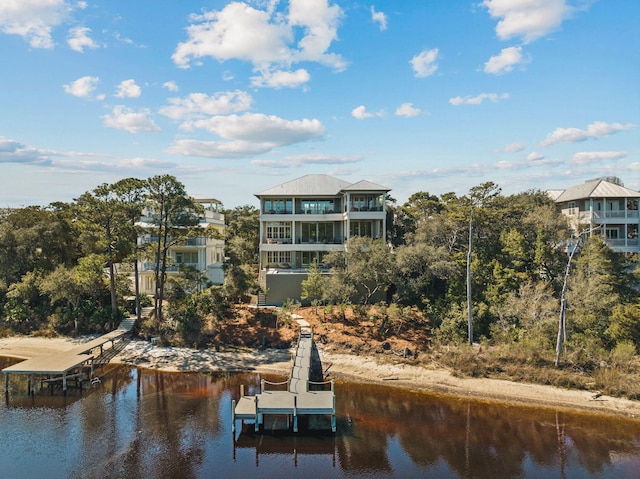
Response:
[255, 174, 391, 305]
[137, 196, 225, 296]
[549, 178, 640, 254]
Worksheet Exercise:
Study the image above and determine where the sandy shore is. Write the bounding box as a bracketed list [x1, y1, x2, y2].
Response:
[2, 335, 640, 420]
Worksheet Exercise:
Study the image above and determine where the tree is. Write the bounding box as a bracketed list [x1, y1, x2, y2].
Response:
[324, 236, 394, 305]
[111, 178, 147, 323]
[75, 184, 135, 322]
[301, 260, 325, 315]
[146, 175, 202, 322]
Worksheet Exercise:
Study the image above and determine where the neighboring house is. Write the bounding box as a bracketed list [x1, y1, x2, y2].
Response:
[550, 178, 640, 254]
[137, 197, 225, 296]
[255, 174, 391, 305]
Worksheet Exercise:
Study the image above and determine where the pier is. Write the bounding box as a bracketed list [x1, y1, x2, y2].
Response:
[2, 318, 135, 395]
[232, 322, 336, 433]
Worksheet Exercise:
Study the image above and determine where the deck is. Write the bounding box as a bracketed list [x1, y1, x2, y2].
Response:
[3, 318, 135, 395]
[232, 321, 336, 433]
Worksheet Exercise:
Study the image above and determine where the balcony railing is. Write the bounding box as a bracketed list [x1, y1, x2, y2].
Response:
[141, 262, 202, 272]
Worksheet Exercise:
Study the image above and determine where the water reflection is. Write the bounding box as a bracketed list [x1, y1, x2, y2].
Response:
[1, 356, 639, 478]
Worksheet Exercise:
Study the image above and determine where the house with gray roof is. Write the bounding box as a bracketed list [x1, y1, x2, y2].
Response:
[552, 177, 640, 254]
[255, 174, 391, 305]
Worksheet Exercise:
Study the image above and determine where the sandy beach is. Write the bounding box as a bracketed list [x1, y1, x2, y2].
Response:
[2, 335, 640, 420]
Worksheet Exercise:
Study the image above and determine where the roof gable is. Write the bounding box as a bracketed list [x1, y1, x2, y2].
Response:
[343, 180, 391, 192]
[555, 179, 640, 203]
[256, 174, 390, 197]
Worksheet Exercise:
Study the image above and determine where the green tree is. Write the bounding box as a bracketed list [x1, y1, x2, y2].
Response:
[146, 175, 202, 322]
[324, 236, 394, 305]
[301, 260, 325, 315]
[111, 178, 147, 323]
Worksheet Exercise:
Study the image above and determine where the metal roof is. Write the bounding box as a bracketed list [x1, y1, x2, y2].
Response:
[255, 174, 390, 197]
[554, 179, 640, 203]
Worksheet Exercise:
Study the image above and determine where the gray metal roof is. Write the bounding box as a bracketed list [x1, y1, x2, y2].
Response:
[255, 174, 390, 197]
[343, 180, 391, 192]
[555, 179, 640, 203]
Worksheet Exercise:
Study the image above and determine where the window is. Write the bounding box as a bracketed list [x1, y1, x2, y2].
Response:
[302, 251, 326, 266]
[606, 228, 619, 240]
[301, 199, 335, 214]
[267, 251, 291, 265]
[350, 221, 372, 237]
[175, 251, 199, 264]
[302, 223, 334, 242]
[264, 198, 292, 214]
[266, 222, 291, 240]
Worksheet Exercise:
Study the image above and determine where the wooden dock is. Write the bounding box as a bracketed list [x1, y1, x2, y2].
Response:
[2, 318, 135, 395]
[232, 323, 336, 433]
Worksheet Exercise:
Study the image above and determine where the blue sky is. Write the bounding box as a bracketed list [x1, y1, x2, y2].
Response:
[1, 0, 638, 208]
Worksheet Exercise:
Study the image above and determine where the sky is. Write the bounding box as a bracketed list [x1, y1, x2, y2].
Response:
[1, 0, 639, 209]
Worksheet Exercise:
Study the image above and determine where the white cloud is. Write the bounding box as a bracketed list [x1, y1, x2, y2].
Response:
[184, 113, 325, 144]
[171, 0, 346, 86]
[395, 103, 421, 117]
[250, 68, 311, 88]
[527, 151, 544, 162]
[502, 141, 525, 153]
[166, 139, 274, 159]
[63, 75, 100, 98]
[102, 106, 160, 133]
[449, 92, 509, 105]
[371, 6, 387, 31]
[252, 153, 362, 168]
[572, 151, 627, 165]
[167, 112, 326, 159]
[351, 105, 384, 120]
[159, 91, 253, 120]
[67, 25, 97, 52]
[0, 0, 72, 48]
[410, 48, 439, 78]
[163, 81, 179, 92]
[115, 79, 142, 98]
[482, 0, 582, 44]
[484, 46, 528, 75]
[541, 121, 635, 146]
[0, 137, 49, 164]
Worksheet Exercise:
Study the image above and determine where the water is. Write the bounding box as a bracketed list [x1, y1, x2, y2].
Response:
[1, 357, 639, 478]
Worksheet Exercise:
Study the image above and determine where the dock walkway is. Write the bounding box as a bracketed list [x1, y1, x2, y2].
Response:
[232, 321, 336, 433]
[3, 317, 135, 395]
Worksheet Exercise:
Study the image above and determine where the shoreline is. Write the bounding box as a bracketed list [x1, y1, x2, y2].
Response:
[1, 335, 640, 420]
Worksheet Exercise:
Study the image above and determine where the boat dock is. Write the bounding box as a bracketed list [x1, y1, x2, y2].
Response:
[232, 322, 336, 433]
[2, 318, 135, 395]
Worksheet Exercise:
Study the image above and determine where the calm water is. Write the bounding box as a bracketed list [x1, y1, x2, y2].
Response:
[1, 357, 639, 479]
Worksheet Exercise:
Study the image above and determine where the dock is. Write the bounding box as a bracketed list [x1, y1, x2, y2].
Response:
[2, 317, 135, 395]
[232, 322, 336, 433]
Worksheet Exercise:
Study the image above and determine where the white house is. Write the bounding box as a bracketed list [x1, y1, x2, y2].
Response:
[550, 178, 640, 254]
[137, 196, 225, 296]
[255, 174, 390, 305]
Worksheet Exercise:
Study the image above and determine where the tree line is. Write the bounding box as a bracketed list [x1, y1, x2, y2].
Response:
[1, 178, 639, 362]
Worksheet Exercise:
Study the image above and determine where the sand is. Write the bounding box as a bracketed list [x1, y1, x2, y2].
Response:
[1, 335, 639, 420]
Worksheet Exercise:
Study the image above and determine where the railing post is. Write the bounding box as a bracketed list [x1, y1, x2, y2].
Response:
[254, 395, 259, 432]
[231, 399, 236, 433]
[240, 384, 244, 397]
[331, 379, 334, 392]
[293, 395, 298, 433]
[261, 379, 265, 393]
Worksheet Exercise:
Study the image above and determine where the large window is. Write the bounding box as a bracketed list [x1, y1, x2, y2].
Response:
[302, 251, 326, 267]
[267, 251, 291, 265]
[350, 194, 383, 211]
[350, 221, 372, 237]
[175, 251, 199, 264]
[302, 223, 334, 243]
[301, 200, 335, 214]
[264, 198, 292, 214]
[266, 221, 291, 240]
